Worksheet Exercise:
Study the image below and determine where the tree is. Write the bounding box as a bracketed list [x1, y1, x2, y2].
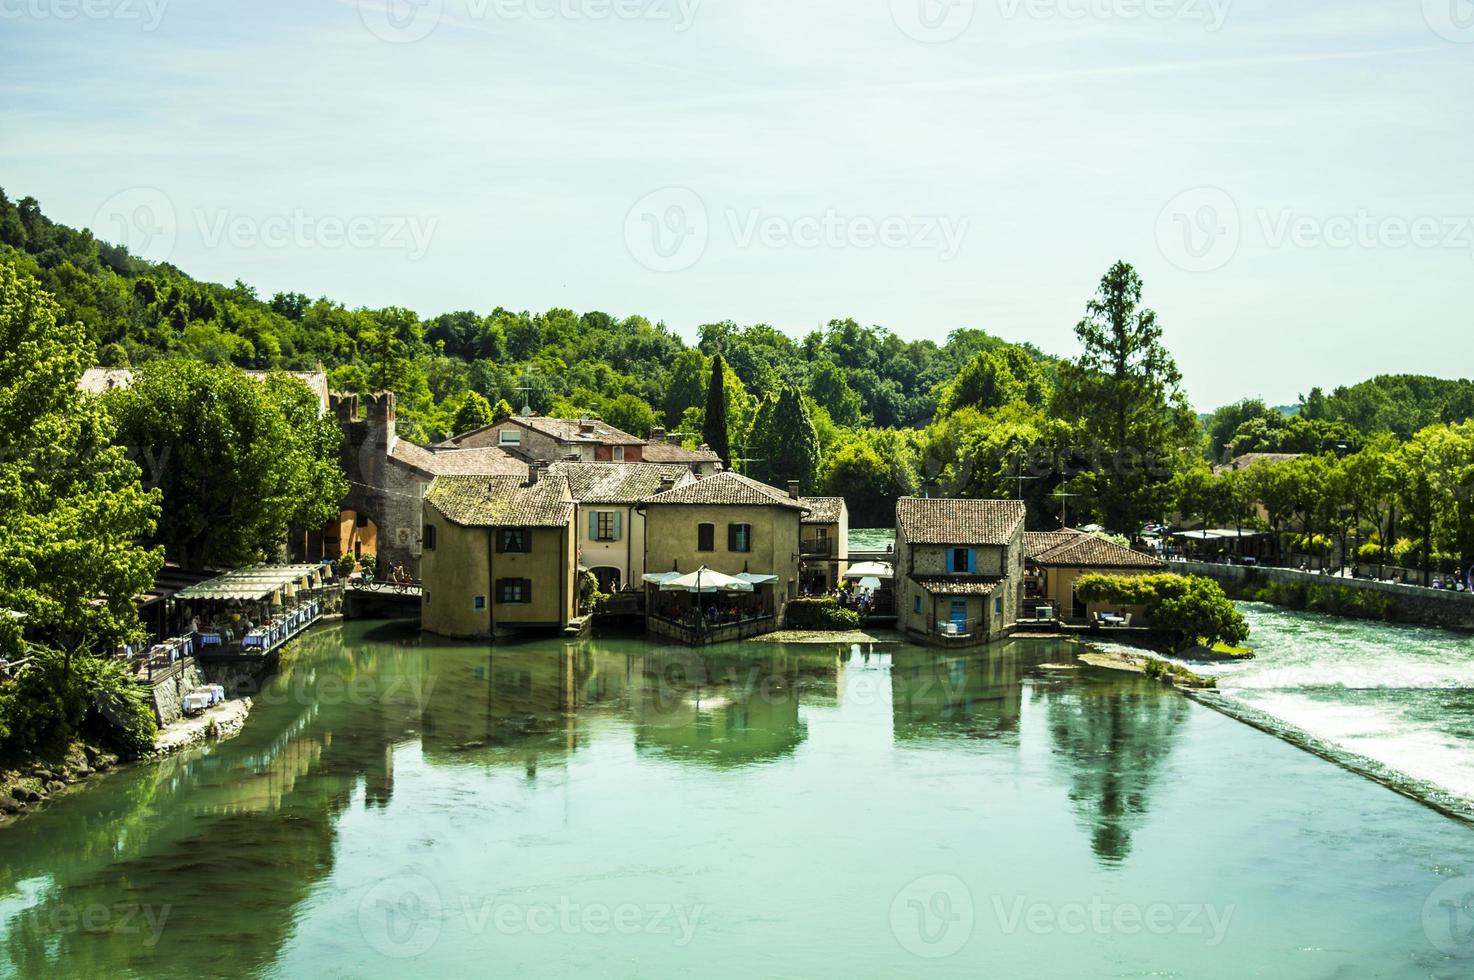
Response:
[935, 345, 1051, 417]
[664, 349, 709, 428]
[105, 362, 347, 569]
[1052, 261, 1197, 533]
[703, 354, 733, 469]
[0, 259, 163, 653]
[745, 386, 820, 491]
[809, 360, 864, 427]
[819, 440, 893, 527]
[450, 391, 494, 434]
[1074, 573, 1248, 650]
[1203, 398, 1273, 461]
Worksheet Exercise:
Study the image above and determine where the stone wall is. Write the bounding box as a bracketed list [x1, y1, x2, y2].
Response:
[1180, 560, 1474, 631]
[150, 658, 207, 727]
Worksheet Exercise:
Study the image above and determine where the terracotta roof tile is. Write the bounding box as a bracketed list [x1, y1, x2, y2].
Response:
[799, 497, 847, 524]
[641, 441, 721, 464]
[640, 471, 809, 511]
[425, 475, 575, 528]
[896, 498, 1025, 547]
[548, 462, 696, 504]
[392, 441, 528, 478]
[1026, 530, 1164, 569]
[908, 575, 1004, 597]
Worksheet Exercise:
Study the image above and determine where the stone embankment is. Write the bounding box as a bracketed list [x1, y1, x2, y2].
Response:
[0, 742, 121, 817]
[150, 698, 252, 757]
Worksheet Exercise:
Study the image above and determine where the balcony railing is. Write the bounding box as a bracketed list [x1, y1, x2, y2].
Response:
[800, 538, 835, 557]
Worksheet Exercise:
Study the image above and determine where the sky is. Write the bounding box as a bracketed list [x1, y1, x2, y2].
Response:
[1, 0, 1471, 410]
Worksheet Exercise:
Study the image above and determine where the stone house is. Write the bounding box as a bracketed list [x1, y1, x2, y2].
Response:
[798, 497, 850, 594]
[548, 461, 697, 594]
[420, 471, 578, 639]
[1024, 530, 1165, 623]
[895, 497, 1026, 647]
[638, 472, 809, 640]
[329, 393, 526, 578]
[441, 416, 648, 463]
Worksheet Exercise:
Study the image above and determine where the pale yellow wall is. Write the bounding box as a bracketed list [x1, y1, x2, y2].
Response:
[644, 503, 801, 614]
[420, 503, 576, 639]
[576, 504, 646, 591]
[421, 503, 492, 638]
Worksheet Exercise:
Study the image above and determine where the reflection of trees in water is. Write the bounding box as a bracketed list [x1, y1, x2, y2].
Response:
[890, 650, 1025, 742]
[1045, 682, 1189, 867]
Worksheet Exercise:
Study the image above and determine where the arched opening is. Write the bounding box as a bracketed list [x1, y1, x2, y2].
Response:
[592, 567, 622, 593]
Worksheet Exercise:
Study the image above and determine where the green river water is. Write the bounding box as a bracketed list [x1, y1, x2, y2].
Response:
[0, 614, 1471, 978]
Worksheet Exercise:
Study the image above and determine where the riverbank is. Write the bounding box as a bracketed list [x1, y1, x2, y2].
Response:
[1079, 648, 1218, 688]
[0, 742, 121, 818]
[756, 629, 897, 645]
[150, 698, 252, 757]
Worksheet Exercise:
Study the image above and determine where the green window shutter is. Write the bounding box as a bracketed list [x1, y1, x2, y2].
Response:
[612, 512, 622, 541]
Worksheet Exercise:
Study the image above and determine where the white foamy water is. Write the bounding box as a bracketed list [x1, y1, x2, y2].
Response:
[1198, 603, 1474, 809]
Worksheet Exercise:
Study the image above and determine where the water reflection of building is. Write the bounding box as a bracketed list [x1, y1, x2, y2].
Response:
[890, 648, 1026, 741]
[1046, 683, 1189, 866]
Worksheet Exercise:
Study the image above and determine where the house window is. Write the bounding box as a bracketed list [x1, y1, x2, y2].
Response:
[952, 548, 972, 573]
[473, 595, 486, 610]
[612, 446, 625, 462]
[914, 595, 923, 614]
[697, 523, 716, 552]
[595, 511, 620, 542]
[994, 596, 1004, 616]
[729, 524, 753, 553]
[423, 524, 437, 551]
[496, 579, 532, 604]
[498, 528, 530, 554]
[499, 430, 522, 447]
[355, 514, 370, 529]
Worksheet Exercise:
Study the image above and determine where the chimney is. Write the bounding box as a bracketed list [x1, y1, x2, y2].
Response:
[657, 476, 677, 494]
[579, 421, 595, 435]
[788, 481, 801, 500]
[651, 427, 666, 442]
[670, 434, 683, 445]
[528, 461, 548, 487]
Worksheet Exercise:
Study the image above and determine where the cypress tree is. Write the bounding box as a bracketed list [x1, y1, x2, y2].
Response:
[703, 354, 732, 469]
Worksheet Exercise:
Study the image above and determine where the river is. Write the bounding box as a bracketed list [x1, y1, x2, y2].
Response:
[0, 618, 1470, 977]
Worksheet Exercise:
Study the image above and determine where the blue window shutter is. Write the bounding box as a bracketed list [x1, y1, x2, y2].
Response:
[589, 511, 599, 539]
[968, 549, 977, 573]
[612, 512, 623, 541]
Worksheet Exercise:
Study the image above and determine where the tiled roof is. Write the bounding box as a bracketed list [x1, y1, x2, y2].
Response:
[1213, 452, 1303, 476]
[1026, 530, 1164, 569]
[895, 498, 1025, 547]
[799, 497, 846, 525]
[425, 475, 575, 528]
[640, 471, 809, 511]
[908, 575, 1003, 597]
[515, 416, 646, 446]
[548, 462, 696, 504]
[641, 441, 722, 464]
[391, 441, 528, 478]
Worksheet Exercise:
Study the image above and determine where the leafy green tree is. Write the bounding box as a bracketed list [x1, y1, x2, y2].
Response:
[603, 393, 657, 439]
[819, 440, 893, 527]
[0, 260, 163, 653]
[936, 345, 1051, 417]
[809, 360, 864, 427]
[1052, 261, 1197, 533]
[450, 391, 494, 434]
[1203, 398, 1274, 461]
[703, 354, 733, 469]
[1075, 573, 1248, 650]
[106, 362, 347, 569]
[664, 349, 709, 428]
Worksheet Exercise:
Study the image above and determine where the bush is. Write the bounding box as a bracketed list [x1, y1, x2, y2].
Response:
[359, 554, 378, 579]
[1075, 573, 1249, 650]
[335, 554, 357, 578]
[0, 647, 158, 759]
[784, 598, 860, 631]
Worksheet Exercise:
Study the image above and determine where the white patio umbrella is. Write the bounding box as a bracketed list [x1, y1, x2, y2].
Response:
[845, 561, 894, 580]
[658, 567, 755, 593]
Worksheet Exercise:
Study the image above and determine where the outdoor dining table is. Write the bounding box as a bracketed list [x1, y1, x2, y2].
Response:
[241, 629, 271, 651]
[198, 632, 224, 648]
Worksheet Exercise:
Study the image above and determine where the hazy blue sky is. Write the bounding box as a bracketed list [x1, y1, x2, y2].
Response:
[1, 0, 1470, 409]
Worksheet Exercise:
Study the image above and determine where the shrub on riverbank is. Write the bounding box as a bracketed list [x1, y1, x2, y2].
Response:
[0, 647, 158, 760]
[784, 598, 860, 631]
[1074, 573, 1249, 651]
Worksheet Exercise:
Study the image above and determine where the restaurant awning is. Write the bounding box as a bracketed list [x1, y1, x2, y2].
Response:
[173, 564, 328, 602]
[844, 561, 894, 580]
[658, 568, 755, 594]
